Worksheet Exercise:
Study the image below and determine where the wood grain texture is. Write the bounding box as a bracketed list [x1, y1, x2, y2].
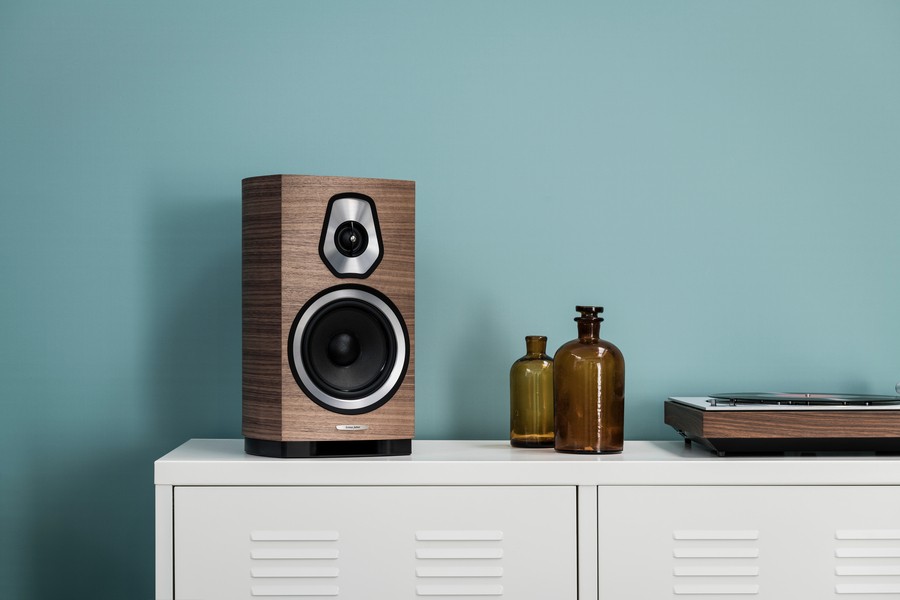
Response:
[665, 401, 900, 439]
[243, 175, 415, 442]
[242, 176, 284, 436]
[663, 401, 704, 438]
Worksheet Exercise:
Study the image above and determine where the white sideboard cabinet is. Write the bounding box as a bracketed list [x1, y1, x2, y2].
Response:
[156, 440, 900, 599]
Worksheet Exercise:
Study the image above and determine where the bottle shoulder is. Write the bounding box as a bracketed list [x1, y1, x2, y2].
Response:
[510, 356, 553, 372]
[553, 337, 624, 361]
[512, 355, 553, 368]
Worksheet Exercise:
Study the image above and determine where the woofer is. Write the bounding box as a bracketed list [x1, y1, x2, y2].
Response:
[288, 285, 409, 415]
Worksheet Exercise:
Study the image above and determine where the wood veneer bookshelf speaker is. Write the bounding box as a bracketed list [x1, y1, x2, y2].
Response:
[242, 175, 414, 458]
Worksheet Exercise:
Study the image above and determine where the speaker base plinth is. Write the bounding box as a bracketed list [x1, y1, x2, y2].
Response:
[244, 437, 412, 458]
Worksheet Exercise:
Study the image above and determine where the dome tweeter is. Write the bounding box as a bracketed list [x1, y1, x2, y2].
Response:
[242, 175, 415, 458]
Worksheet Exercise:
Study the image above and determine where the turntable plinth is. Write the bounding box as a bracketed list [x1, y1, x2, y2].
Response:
[665, 397, 900, 455]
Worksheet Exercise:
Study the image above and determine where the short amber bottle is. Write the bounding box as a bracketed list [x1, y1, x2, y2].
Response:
[554, 306, 625, 453]
[509, 336, 554, 448]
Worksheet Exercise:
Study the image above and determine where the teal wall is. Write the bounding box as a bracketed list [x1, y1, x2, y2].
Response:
[2, 1, 899, 597]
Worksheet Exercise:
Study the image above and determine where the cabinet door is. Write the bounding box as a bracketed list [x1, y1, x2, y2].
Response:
[598, 486, 900, 599]
[175, 486, 576, 600]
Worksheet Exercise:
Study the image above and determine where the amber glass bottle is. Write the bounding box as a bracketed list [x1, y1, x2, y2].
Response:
[554, 306, 625, 453]
[509, 336, 554, 448]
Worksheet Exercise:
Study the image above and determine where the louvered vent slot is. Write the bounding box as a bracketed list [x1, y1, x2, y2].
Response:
[671, 529, 760, 596]
[249, 530, 340, 597]
[835, 529, 900, 595]
[415, 530, 504, 597]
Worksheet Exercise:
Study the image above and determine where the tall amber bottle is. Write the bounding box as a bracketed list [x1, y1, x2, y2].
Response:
[509, 336, 554, 447]
[554, 306, 625, 453]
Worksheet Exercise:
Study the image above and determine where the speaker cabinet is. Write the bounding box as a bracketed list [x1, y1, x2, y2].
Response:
[242, 175, 414, 458]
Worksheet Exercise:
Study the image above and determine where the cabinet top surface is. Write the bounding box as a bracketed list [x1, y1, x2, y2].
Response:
[154, 439, 900, 486]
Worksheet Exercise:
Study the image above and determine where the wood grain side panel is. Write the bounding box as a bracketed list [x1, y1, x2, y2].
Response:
[242, 175, 283, 438]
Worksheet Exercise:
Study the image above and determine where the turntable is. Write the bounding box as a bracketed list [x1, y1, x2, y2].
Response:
[665, 393, 900, 455]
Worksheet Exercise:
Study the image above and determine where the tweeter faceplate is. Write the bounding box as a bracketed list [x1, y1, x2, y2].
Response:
[319, 194, 383, 278]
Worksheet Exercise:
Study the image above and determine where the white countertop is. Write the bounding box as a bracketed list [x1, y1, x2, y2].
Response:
[155, 439, 900, 487]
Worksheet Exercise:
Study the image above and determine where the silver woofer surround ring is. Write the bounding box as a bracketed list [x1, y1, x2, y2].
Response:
[288, 285, 408, 414]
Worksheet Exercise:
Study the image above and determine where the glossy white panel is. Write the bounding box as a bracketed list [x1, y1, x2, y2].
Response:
[599, 485, 900, 599]
[174, 485, 575, 600]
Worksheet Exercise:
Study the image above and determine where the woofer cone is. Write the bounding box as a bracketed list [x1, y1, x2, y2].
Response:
[288, 285, 409, 414]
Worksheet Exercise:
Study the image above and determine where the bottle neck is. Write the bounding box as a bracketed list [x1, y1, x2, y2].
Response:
[577, 319, 601, 342]
[525, 336, 547, 356]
